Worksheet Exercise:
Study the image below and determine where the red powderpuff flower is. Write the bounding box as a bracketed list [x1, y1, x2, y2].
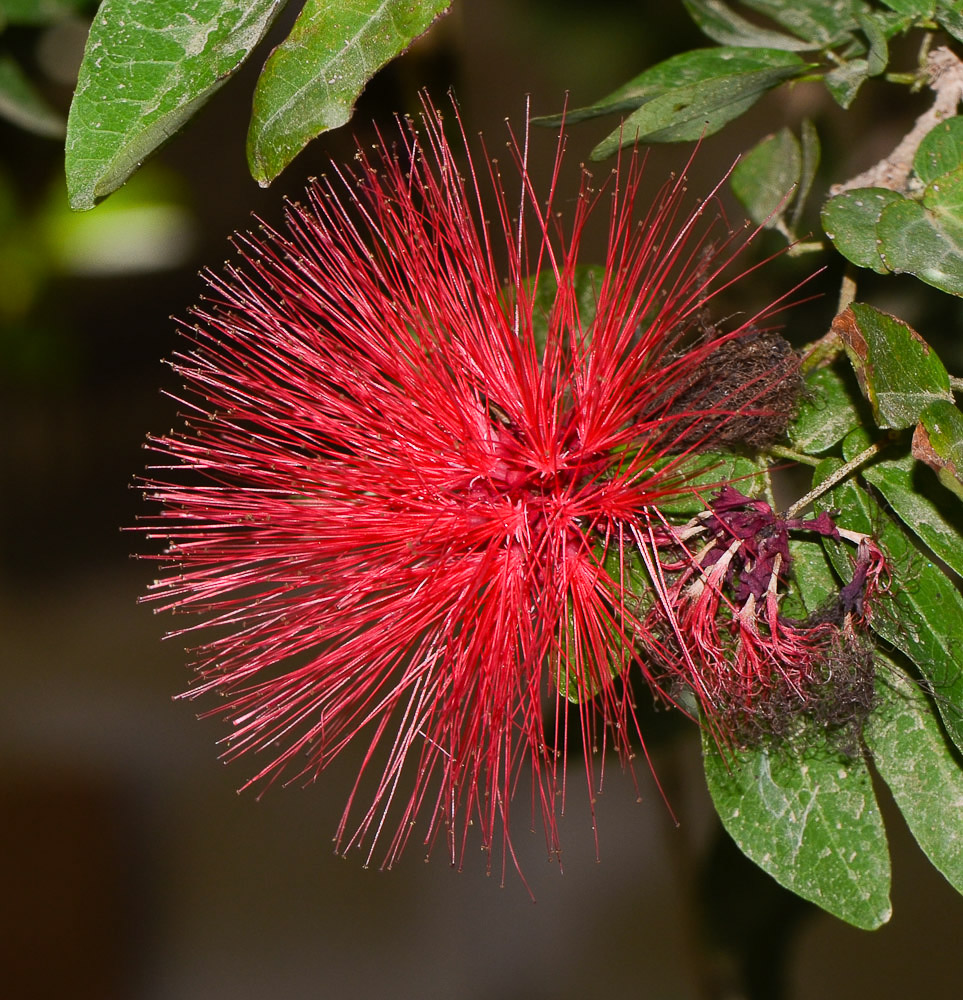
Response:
[141, 99, 800, 881]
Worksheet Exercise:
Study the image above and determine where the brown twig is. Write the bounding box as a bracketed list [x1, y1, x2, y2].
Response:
[830, 46, 963, 196]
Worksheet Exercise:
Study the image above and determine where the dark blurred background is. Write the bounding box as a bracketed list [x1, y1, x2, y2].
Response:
[2, 2, 963, 998]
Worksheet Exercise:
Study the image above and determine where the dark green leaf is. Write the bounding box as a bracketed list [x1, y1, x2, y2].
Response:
[913, 399, 963, 500]
[703, 736, 891, 929]
[557, 535, 648, 704]
[813, 462, 963, 754]
[651, 453, 770, 515]
[0, 55, 65, 137]
[841, 424, 872, 462]
[247, 0, 450, 186]
[789, 364, 864, 452]
[866, 656, 963, 896]
[590, 51, 808, 158]
[913, 116, 963, 184]
[834, 303, 952, 429]
[730, 127, 801, 228]
[65, 0, 286, 211]
[876, 169, 963, 295]
[543, 47, 807, 129]
[862, 454, 963, 577]
[880, 0, 935, 15]
[788, 536, 838, 614]
[739, 0, 861, 46]
[682, 0, 817, 49]
[821, 188, 901, 272]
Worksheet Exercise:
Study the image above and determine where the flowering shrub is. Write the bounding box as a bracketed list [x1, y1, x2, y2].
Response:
[10, 0, 957, 932]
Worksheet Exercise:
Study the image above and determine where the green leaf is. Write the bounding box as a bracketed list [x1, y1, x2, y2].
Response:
[913, 399, 963, 500]
[739, 0, 861, 46]
[790, 118, 821, 230]
[789, 364, 864, 453]
[821, 188, 901, 272]
[866, 656, 963, 896]
[649, 453, 769, 515]
[856, 9, 889, 76]
[703, 736, 891, 929]
[788, 536, 838, 614]
[547, 46, 808, 129]
[247, 0, 450, 185]
[65, 0, 286, 211]
[590, 49, 808, 158]
[834, 303, 952, 429]
[913, 115, 963, 183]
[557, 537, 648, 704]
[0, 55, 65, 137]
[824, 58, 871, 109]
[862, 454, 963, 577]
[522, 264, 606, 358]
[876, 168, 963, 295]
[682, 0, 817, 49]
[880, 0, 935, 15]
[730, 127, 801, 228]
[937, 1, 963, 43]
[813, 462, 963, 754]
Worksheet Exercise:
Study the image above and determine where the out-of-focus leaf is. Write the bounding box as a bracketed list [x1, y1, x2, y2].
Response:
[730, 127, 800, 228]
[682, 0, 817, 49]
[543, 47, 808, 129]
[866, 656, 963, 896]
[703, 736, 891, 929]
[0, 0, 89, 23]
[43, 166, 194, 275]
[880, 0, 934, 15]
[825, 59, 871, 109]
[857, 9, 889, 76]
[791, 118, 820, 231]
[913, 115, 963, 183]
[739, 0, 860, 46]
[913, 399, 963, 500]
[822, 188, 901, 272]
[876, 168, 963, 295]
[517, 264, 606, 358]
[65, 0, 286, 210]
[789, 364, 864, 453]
[247, 0, 450, 185]
[833, 304, 952, 429]
[937, 1, 963, 43]
[814, 461, 963, 754]
[862, 454, 963, 577]
[0, 55, 65, 137]
[590, 50, 808, 158]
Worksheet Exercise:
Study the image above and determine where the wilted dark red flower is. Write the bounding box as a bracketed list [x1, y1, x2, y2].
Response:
[142, 99, 805, 879]
[643, 487, 887, 749]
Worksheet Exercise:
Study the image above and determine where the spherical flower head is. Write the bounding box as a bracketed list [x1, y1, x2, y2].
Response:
[141, 98, 802, 881]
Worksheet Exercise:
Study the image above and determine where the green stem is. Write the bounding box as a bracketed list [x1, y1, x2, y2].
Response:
[766, 444, 820, 468]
